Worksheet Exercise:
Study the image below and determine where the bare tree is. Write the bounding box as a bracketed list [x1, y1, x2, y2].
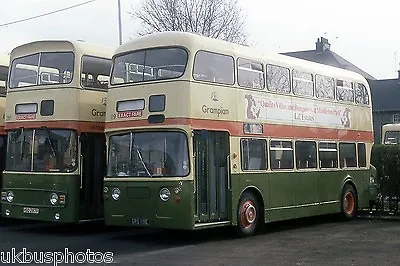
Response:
[130, 0, 248, 45]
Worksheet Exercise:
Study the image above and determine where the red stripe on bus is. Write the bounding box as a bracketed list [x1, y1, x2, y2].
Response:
[105, 118, 374, 141]
[0, 126, 5, 135]
[4, 121, 105, 133]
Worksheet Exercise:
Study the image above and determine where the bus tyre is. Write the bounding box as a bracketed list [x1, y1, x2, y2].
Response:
[341, 184, 357, 219]
[236, 192, 259, 237]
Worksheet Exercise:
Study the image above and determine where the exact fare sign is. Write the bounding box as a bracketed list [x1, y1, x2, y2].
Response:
[117, 110, 143, 119]
[15, 114, 37, 120]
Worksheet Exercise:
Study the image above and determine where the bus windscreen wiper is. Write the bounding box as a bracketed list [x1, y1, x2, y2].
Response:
[19, 128, 25, 160]
[43, 127, 57, 159]
[136, 149, 152, 177]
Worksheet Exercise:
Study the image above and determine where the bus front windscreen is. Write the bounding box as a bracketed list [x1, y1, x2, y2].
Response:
[9, 52, 74, 88]
[6, 129, 78, 172]
[107, 131, 189, 177]
[111, 47, 188, 85]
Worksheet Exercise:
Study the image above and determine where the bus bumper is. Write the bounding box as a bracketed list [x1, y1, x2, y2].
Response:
[103, 180, 194, 230]
[1, 203, 76, 223]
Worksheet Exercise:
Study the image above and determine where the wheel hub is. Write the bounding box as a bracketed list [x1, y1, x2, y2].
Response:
[245, 204, 256, 224]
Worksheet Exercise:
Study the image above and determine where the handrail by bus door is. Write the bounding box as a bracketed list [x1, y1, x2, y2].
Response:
[226, 154, 231, 190]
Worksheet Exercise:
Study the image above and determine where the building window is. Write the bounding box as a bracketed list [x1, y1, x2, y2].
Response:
[393, 113, 400, 124]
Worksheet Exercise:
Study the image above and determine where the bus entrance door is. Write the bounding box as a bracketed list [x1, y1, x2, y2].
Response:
[194, 130, 230, 224]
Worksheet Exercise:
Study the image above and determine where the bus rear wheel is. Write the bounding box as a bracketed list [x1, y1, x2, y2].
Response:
[341, 184, 357, 219]
[236, 192, 259, 237]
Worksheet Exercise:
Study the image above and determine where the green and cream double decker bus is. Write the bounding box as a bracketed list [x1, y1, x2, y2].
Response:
[1, 41, 112, 223]
[103, 32, 377, 236]
[381, 123, 400, 144]
[0, 55, 9, 185]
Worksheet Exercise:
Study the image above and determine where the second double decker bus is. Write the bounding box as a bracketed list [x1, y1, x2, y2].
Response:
[381, 123, 400, 144]
[103, 32, 377, 236]
[1, 41, 112, 223]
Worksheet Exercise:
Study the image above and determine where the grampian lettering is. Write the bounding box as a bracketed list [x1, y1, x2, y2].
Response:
[201, 105, 230, 117]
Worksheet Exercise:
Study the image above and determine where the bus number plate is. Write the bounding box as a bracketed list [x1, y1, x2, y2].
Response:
[131, 218, 149, 225]
[23, 207, 40, 214]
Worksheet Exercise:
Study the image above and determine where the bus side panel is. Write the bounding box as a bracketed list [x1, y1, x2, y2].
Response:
[345, 170, 371, 210]
[230, 172, 269, 225]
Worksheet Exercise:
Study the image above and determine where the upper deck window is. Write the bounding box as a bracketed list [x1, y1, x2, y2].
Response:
[266, 64, 290, 94]
[9, 52, 74, 89]
[355, 83, 369, 105]
[384, 131, 400, 144]
[336, 80, 354, 102]
[81, 56, 112, 90]
[237, 58, 264, 89]
[111, 47, 187, 85]
[315, 74, 335, 100]
[193, 51, 234, 85]
[292, 70, 314, 97]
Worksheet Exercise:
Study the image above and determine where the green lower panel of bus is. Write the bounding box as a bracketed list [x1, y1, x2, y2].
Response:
[103, 180, 194, 229]
[103, 170, 376, 230]
[230, 169, 375, 224]
[1, 173, 99, 223]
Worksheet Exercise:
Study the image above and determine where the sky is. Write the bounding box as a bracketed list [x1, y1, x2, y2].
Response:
[0, 0, 399, 79]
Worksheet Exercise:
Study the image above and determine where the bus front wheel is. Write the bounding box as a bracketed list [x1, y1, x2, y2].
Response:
[341, 184, 357, 219]
[236, 192, 259, 237]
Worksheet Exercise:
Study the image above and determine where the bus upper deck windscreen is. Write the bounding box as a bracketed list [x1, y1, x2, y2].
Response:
[9, 52, 74, 88]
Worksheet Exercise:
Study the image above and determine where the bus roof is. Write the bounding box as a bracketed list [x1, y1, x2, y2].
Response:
[115, 31, 368, 84]
[10, 40, 113, 60]
[382, 124, 400, 130]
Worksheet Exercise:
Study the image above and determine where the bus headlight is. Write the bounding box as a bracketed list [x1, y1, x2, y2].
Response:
[112, 188, 121, 201]
[6, 191, 14, 203]
[159, 188, 170, 202]
[50, 193, 58, 205]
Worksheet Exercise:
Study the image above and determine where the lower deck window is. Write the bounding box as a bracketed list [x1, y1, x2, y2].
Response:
[240, 138, 267, 170]
[295, 141, 317, 169]
[358, 143, 366, 167]
[339, 143, 357, 168]
[270, 140, 293, 170]
[319, 142, 338, 168]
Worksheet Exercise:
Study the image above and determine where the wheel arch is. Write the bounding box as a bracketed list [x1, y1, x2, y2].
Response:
[342, 175, 359, 200]
[234, 185, 265, 226]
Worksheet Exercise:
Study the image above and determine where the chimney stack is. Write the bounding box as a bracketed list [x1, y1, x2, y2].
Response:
[316, 37, 331, 54]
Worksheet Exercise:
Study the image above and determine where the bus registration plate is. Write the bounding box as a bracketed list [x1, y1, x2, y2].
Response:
[23, 207, 39, 214]
[131, 218, 149, 225]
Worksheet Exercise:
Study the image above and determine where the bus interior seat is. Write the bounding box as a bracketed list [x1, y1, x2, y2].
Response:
[248, 157, 262, 170]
